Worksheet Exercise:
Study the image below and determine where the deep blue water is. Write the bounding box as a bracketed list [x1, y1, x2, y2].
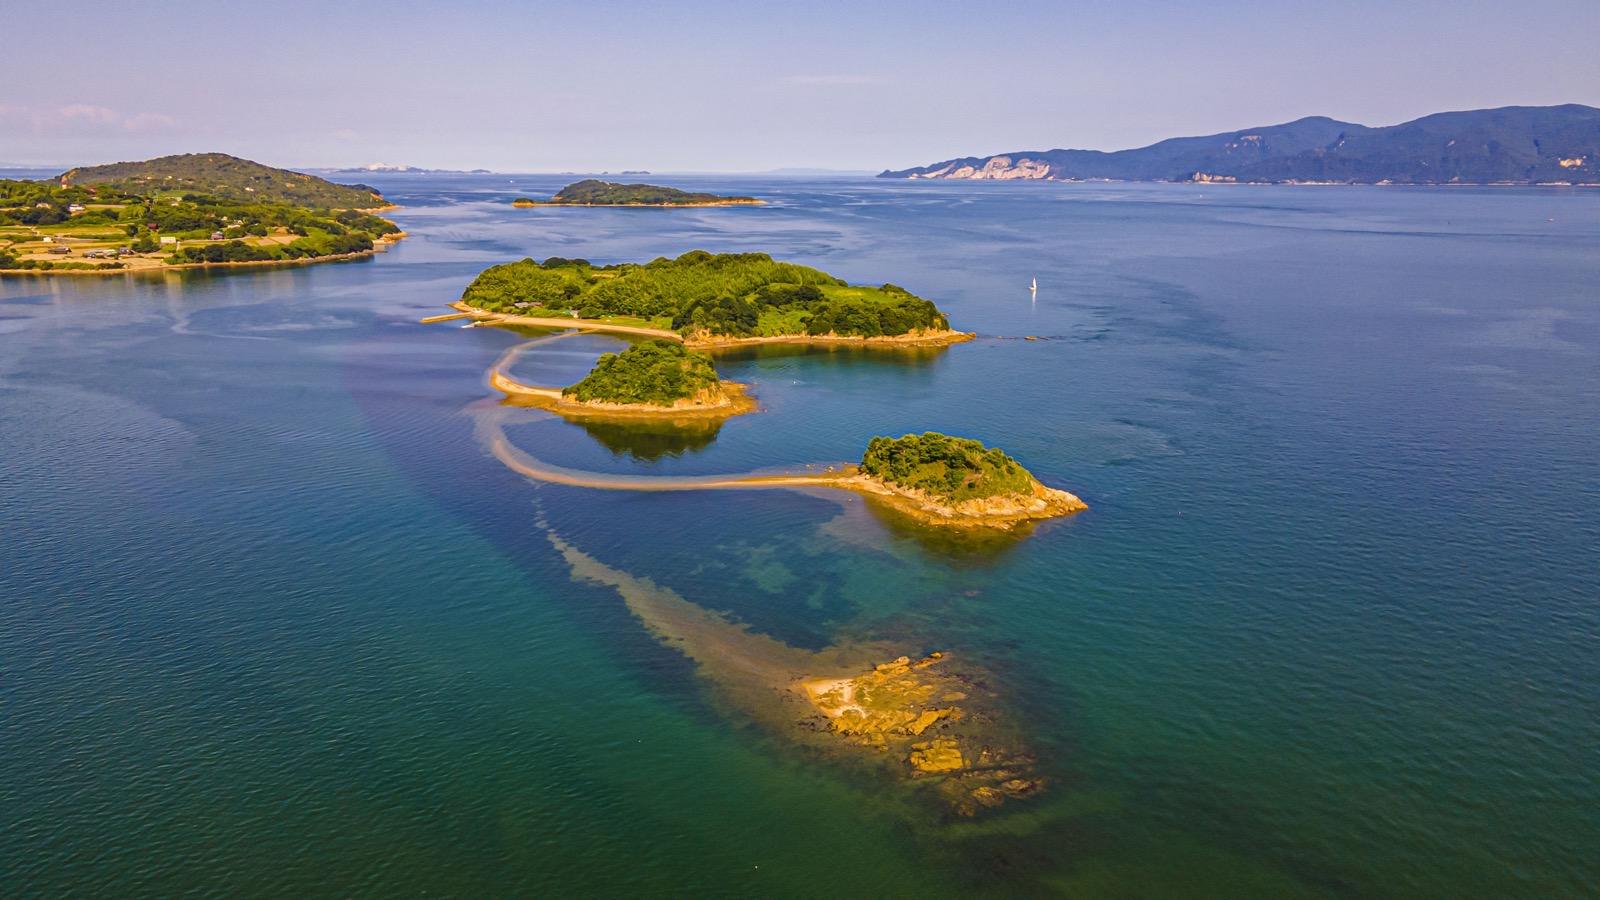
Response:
[3, 175, 1597, 896]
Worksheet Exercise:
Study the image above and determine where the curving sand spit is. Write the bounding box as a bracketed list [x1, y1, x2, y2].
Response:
[449, 308, 1084, 529]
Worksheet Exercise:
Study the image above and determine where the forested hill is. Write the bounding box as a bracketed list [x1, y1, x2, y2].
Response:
[880, 104, 1600, 185]
[59, 153, 385, 207]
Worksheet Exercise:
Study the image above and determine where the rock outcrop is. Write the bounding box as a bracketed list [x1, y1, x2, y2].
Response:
[844, 475, 1086, 530]
[800, 653, 1044, 815]
[908, 156, 1054, 180]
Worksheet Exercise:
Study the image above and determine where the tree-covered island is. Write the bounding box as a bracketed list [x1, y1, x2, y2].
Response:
[0, 153, 402, 274]
[454, 250, 970, 346]
[492, 339, 756, 419]
[844, 432, 1086, 527]
[512, 180, 761, 207]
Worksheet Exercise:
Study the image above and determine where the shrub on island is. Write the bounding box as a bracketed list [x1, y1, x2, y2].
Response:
[860, 432, 1038, 502]
[563, 340, 723, 407]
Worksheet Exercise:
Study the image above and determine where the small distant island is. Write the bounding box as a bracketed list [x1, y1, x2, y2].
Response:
[512, 179, 762, 207]
[0, 153, 402, 274]
[493, 339, 756, 420]
[449, 250, 970, 347]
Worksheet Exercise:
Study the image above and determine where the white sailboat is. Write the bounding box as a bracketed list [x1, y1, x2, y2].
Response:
[1030, 277, 1038, 295]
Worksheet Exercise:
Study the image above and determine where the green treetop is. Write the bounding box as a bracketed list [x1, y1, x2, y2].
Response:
[860, 433, 1037, 502]
[563, 340, 724, 406]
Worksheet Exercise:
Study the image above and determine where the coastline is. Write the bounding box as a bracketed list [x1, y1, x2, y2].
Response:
[836, 474, 1087, 530]
[490, 369, 759, 421]
[447, 302, 975, 348]
[512, 199, 764, 208]
[685, 328, 975, 349]
[0, 232, 407, 277]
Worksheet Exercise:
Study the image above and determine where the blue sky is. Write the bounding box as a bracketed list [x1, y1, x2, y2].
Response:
[3, 0, 1597, 171]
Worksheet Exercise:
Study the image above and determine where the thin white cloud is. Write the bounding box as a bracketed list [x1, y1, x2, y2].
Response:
[0, 103, 178, 135]
[779, 74, 882, 87]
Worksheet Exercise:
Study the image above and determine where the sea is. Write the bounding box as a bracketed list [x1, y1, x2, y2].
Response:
[2, 173, 1596, 896]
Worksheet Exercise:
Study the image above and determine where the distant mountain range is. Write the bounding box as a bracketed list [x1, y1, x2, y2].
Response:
[880, 104, 1600, 185]
[328, 164, 492, 174]
[60, 153, 384, 207]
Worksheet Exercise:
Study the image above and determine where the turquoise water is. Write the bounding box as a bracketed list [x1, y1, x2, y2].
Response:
[3, 176, 1597, 896]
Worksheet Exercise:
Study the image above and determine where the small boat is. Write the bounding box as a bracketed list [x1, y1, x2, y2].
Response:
[460, 322, 478, 329]
[1030, 277, 1038, 294]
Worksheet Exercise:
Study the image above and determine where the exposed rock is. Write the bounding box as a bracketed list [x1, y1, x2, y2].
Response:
[909, 739, 966, 774]
[798, 652, 1042, 812]
[844, 474, 1087, 530]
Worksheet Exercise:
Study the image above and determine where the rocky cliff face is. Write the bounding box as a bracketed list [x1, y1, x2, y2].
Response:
[908, 155, 1054, 180]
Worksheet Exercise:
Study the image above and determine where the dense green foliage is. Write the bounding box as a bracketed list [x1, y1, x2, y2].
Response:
[1, 169, 398, 270]
[461, 251, 950, 338]
[860, 433, 1037, 502]
[59, 153, 384, 206]
[172, 233, 372, 264]
[530, 179, 758, 205]
[563, 340, 722, 406]
[882, 103, 1600, 184]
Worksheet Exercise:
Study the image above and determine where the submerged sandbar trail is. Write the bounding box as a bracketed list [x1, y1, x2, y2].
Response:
[537, 512, 1046, 815]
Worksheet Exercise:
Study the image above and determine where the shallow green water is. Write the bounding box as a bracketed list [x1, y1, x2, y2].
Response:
[2, 176, 1597, 896]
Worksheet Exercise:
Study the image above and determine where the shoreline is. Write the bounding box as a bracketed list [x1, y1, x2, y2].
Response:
[685, 328, 975, 349]
[447, 302, 975, 348]
[0, 232, 407, 277]
[512, 199, 764, 208]
[836, 474, 1087, 530]
[490, 369, 759, 421]
[892, 175, 1600, 188]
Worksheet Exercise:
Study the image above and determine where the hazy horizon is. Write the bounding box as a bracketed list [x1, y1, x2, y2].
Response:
[4, 0, 1598, 172]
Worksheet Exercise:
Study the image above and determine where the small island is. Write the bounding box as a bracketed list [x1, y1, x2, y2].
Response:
[839, 432, 1086, 528]
[0, 153, 402, 274]
[493, 339, 756, 420]
[448, 250, 972, 347]
[512, 179, 761, 207]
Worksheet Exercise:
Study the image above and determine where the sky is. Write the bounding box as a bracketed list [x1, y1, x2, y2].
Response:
[3, 0, 1597, 172]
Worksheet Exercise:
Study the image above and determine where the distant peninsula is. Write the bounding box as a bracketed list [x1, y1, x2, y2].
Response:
[1, 153, 402, 274]
[881, 103, 1600, 185]
[512, 179, 762, 207]
[447, 250, 971, 347]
